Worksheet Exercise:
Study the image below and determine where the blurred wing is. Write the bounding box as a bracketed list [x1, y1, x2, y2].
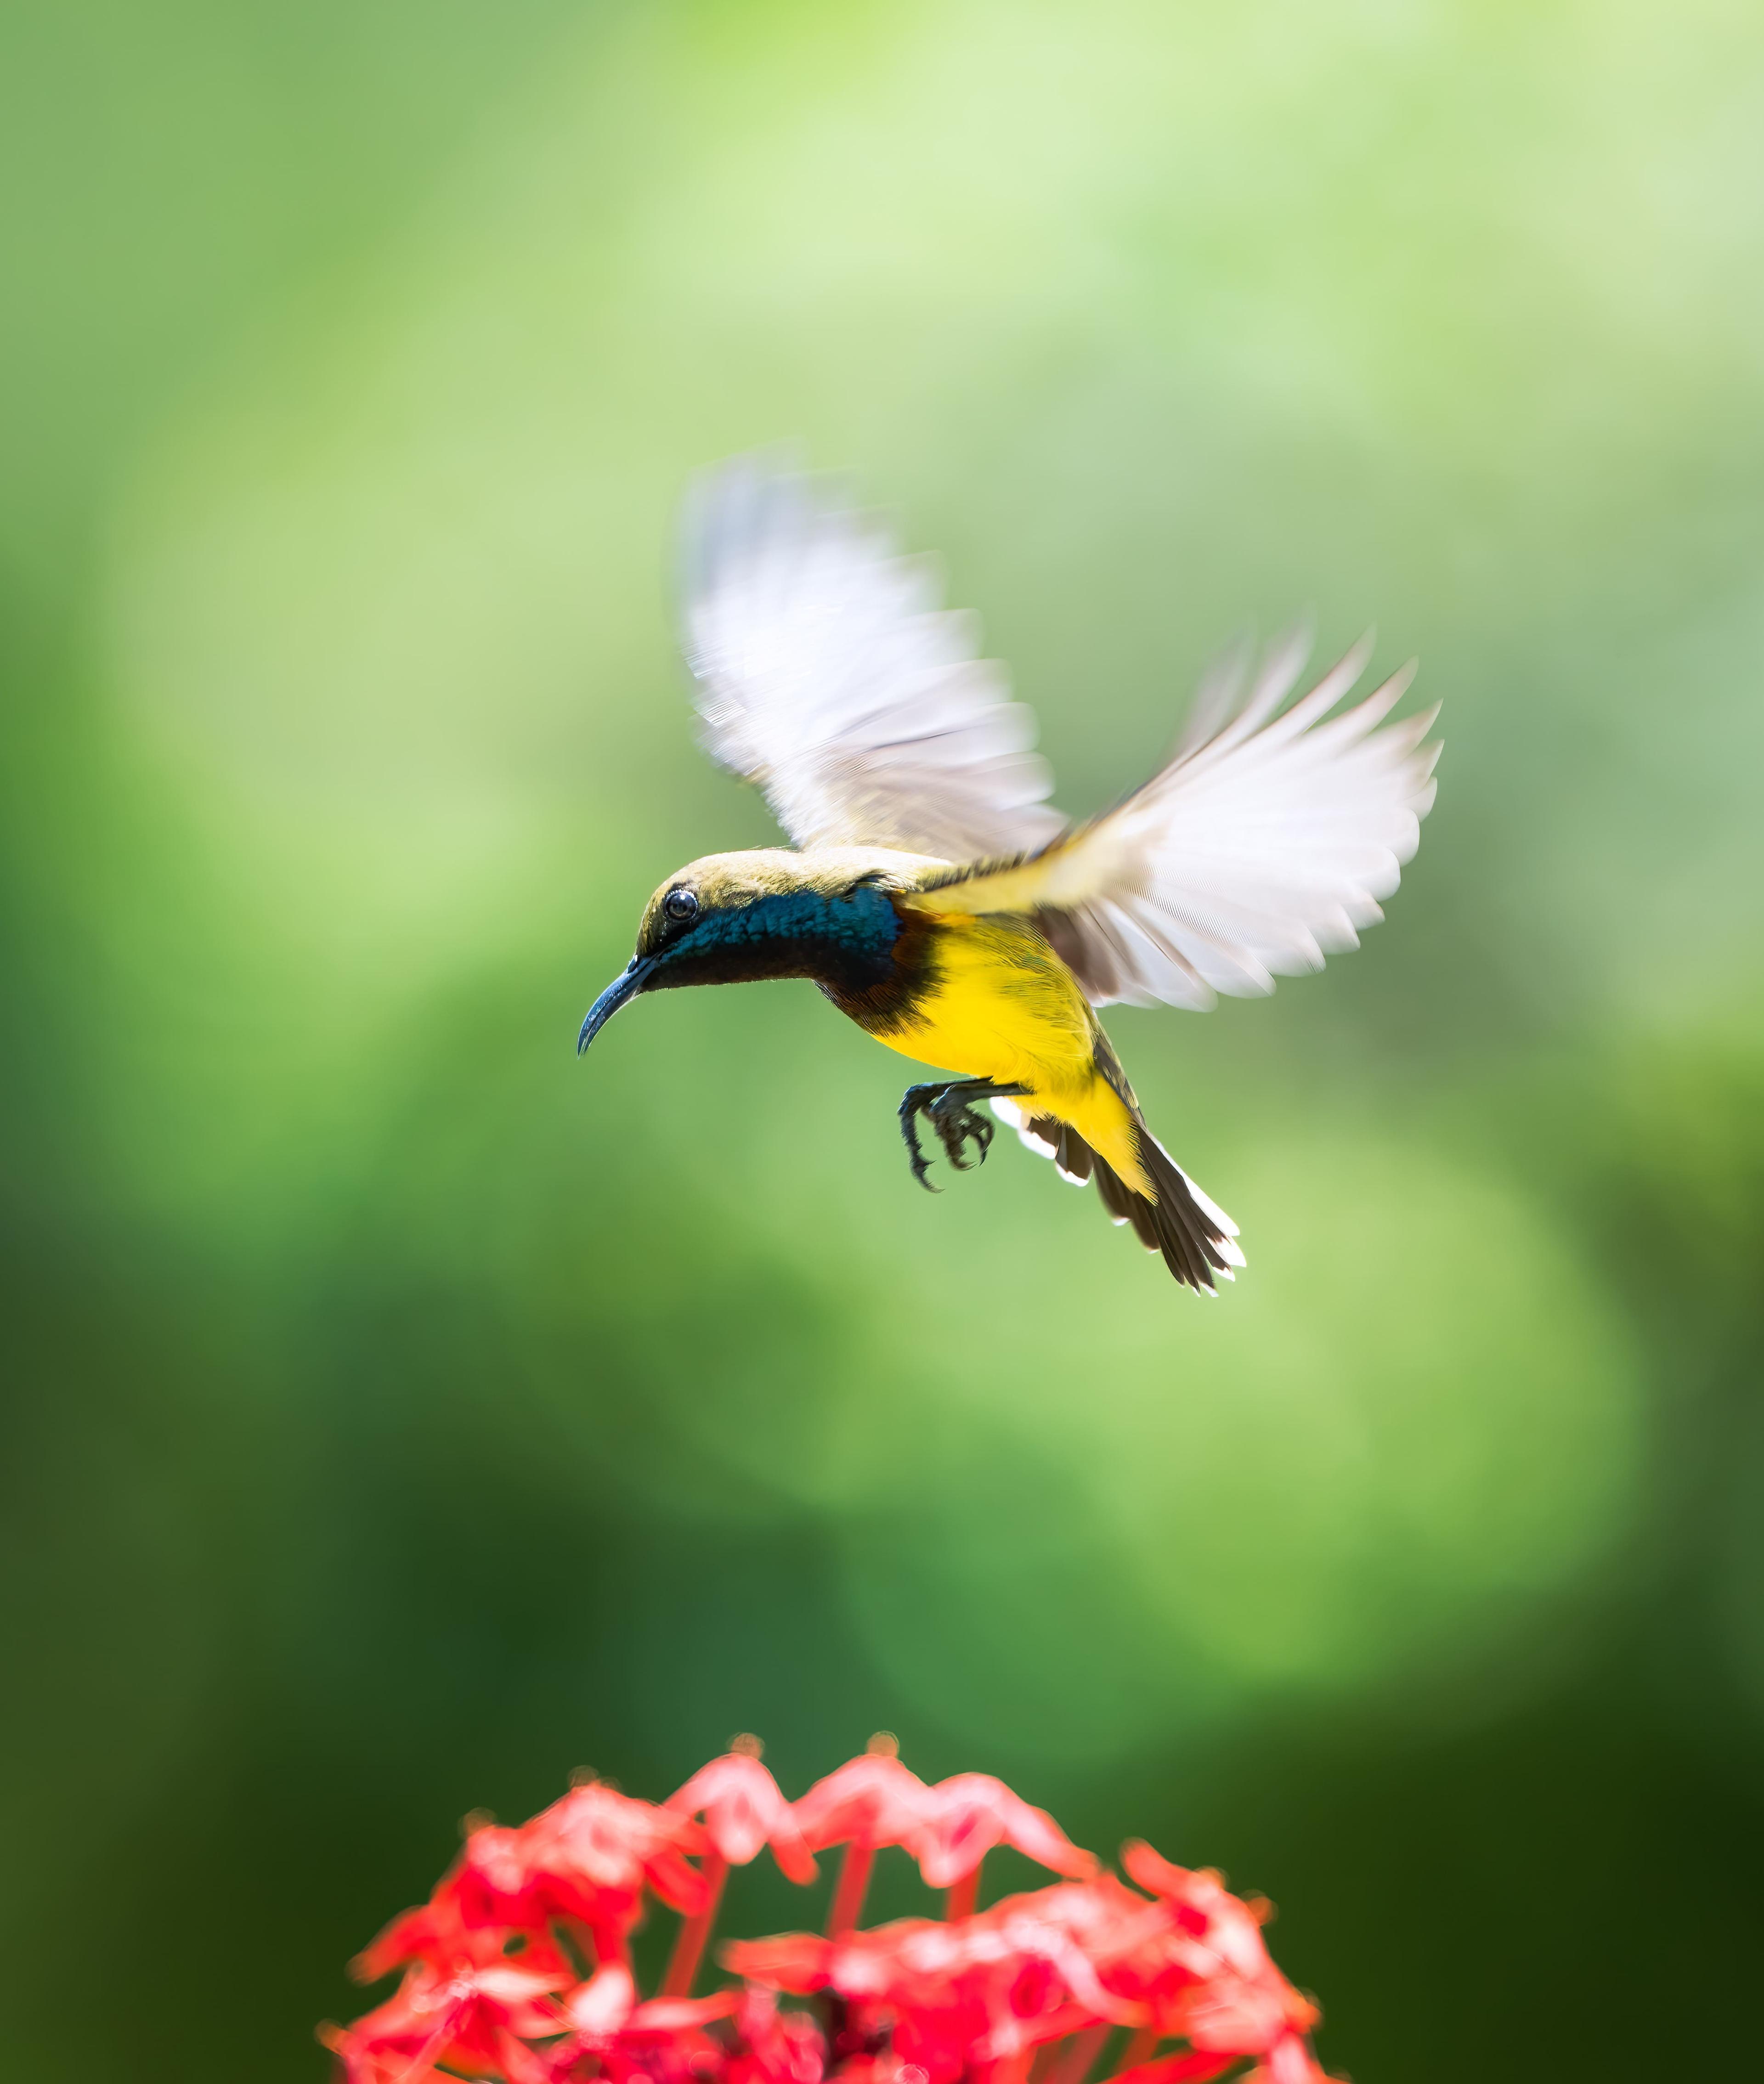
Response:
[679, 457, 1064, 859]
[906, 632, 1440, 1009]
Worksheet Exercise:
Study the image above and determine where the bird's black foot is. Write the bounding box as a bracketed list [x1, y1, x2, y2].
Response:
[898, 1080, 1028, 1193]
[932, 1088, 995, 1172]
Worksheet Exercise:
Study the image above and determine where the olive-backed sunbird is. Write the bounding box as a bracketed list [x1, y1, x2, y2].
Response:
[578, 459, 1440, 1292]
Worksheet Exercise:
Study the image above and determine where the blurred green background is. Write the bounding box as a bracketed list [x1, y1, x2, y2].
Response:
[3, 2, 1762, 2077]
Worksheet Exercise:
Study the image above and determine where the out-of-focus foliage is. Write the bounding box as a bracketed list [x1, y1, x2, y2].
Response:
[1, 4, 1761, 2080]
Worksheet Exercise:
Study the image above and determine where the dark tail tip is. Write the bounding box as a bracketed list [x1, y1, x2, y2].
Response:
[1128, 1124, 1245, 1295]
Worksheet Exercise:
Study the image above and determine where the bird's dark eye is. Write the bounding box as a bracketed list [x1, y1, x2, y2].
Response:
[663, 887, 699, 924]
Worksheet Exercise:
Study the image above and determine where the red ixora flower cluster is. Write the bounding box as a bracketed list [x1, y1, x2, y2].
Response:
[325, 1737, 1330, 2084]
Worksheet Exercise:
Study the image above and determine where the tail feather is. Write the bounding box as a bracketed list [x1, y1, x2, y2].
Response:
[994, 1100, 1242, 1295]
[1132, 1124, 1245, 1293]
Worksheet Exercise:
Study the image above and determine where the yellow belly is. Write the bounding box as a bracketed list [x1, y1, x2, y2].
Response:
[870, 913, 1147, 1190]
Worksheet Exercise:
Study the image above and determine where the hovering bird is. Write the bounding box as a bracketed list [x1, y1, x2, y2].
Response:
[578, 460, 1439, 1291]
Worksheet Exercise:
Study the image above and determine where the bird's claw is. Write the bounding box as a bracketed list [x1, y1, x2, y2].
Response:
[899, 1085, 942, 1193]
[898, 1080, 1022, 1191]
[931, 1093, 993, 1172]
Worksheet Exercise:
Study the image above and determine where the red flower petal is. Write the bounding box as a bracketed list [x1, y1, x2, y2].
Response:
[565, 1962, 638, 2036]
[792, 1752, 930, 1853]
[533, 1782, 711, 1920]
[628, 1989, 743, 2032]
[669, 1751, 819, 1885]
[1247, 2033, 1333, 2084]
[911, 1776, 1098, 1889]
[1110, 2055, 1239, 2084]
[723, 1931, 836, 1992]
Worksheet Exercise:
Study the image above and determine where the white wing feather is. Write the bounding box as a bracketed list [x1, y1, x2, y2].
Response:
[679, 459, 1064, 860]
[911, 633, 1441, 1011]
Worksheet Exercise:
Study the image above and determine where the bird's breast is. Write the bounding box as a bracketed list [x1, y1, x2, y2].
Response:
[837, 910, 1099, 1094]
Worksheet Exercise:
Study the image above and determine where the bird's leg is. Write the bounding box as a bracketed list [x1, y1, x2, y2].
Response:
[899, 1080, 1028, 1191]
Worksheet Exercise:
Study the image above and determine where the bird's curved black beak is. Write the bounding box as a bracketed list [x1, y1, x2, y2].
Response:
[577, 955, 658, 1055]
